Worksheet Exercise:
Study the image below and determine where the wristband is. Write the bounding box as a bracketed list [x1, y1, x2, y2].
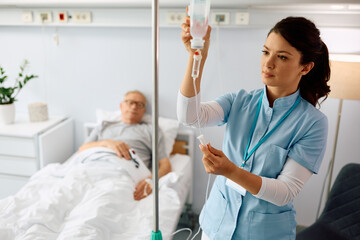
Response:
[145, 178, 152, 186]
[144, 178, 152, 196]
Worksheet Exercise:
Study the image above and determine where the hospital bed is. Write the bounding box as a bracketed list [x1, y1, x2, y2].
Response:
[0, 116, 195, 240]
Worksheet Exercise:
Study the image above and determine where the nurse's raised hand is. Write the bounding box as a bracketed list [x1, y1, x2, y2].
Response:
[181, 15, 212, 58]
[199, 143, 236, 177]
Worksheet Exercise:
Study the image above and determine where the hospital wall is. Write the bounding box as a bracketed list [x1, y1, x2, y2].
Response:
[0, 15, 359, 227]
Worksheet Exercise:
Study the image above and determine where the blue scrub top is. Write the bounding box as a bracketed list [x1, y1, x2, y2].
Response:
[199, 87, 328, 240]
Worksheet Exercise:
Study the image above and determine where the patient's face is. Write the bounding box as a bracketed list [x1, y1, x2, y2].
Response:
[120, 92, 146, 124]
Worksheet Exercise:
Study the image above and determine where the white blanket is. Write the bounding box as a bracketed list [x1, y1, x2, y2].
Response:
[0, 148, 182, 240]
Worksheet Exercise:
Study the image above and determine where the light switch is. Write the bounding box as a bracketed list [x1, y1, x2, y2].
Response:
[22, 11, 33, 23]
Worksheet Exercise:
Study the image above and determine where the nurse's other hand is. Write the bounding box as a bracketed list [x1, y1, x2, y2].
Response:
[180, 15, 212, 58]
[199, 143, 236, 176]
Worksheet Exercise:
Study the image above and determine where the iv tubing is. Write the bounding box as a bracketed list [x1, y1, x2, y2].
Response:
[171, 51, 205, 240]
[190, 174, 212, 240]
[189, 49, 212, 240]
[192, 77, 202, 135]
[192, 50, 203, 135]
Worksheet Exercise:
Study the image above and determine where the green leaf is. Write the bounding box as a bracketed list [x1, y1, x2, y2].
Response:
[0, 73, 7, 84]
[0, 87, 7, 94]
[0, 60, 37, 104]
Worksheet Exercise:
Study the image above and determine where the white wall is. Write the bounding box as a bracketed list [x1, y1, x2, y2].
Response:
[0, 12, 359, 227]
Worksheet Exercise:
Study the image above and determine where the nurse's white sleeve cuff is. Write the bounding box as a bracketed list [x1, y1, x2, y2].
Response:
[254, 158, 312, 206]
[177, 91, 224, 127]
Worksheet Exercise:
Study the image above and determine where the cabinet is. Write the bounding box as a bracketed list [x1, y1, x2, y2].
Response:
[0, 117, 74, 199]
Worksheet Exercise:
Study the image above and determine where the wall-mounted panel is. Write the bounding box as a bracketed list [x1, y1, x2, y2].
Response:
[0, 7, 360, 28]
[1, 0, 360, 8]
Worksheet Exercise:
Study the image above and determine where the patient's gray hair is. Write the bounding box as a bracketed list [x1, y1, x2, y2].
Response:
[124, 90, 147, 105]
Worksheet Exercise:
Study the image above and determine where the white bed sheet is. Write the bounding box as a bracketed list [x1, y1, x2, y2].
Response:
[0, 148, 192, 240]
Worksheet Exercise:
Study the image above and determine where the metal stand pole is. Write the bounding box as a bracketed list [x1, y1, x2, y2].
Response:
[151, 0, 162, 239]
[326, 99, 343, 199]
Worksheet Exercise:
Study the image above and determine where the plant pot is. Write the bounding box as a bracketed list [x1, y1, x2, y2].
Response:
[0, 103, 15, 125]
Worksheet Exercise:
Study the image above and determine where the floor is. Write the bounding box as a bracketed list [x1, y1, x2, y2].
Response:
[173, 224, 308, 240]
[173, 222, 201, 240]
[173, 206, 201, 240]
[171, 207, 308, 240]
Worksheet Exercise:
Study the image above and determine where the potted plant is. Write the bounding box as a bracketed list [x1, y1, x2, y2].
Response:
[0, 60, 38, 125]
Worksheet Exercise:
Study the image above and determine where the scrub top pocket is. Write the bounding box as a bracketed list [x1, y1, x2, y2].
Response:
[262, 144, 289, 178]
[200, 183, 229, 234]
[248, 210, 296, 240]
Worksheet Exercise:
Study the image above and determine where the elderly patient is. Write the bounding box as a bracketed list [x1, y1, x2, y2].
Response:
[79, 90, 172, 201]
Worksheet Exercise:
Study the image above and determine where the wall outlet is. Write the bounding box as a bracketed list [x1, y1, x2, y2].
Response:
[72, 12, 92, 23]
[38, 12, 52, 23]
[211, 12, 230, 25]
[167, 12, 186, 24]
[235, 12, 249, 25]
[57, 11, 68, 23]
[22, 11, 33, 23]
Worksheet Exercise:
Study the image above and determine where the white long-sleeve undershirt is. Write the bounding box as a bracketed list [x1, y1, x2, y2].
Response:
[255, 159, 312, 206]
[177, 91, 313, 206]
[177, 91, 224, 127]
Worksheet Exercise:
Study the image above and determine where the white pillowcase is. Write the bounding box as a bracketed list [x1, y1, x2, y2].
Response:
[96, 109, 179, 157]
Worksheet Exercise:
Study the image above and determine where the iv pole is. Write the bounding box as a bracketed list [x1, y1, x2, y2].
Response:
[151, 0, 162, 238]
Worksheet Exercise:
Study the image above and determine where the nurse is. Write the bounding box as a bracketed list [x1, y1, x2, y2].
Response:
[177, 17, 330, 240]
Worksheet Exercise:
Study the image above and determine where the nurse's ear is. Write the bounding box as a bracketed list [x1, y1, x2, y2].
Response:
[300, 62, 315, 76]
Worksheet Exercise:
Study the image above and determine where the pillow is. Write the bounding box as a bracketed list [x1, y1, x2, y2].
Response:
[95, 109, 179, 157]
[96, 109, 122, 123]
[158, 117, 179, 157]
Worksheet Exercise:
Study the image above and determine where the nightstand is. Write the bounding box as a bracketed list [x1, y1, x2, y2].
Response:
[0, 116, 74, 199]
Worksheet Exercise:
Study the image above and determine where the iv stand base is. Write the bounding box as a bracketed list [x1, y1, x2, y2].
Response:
[151, 230, 163, 240]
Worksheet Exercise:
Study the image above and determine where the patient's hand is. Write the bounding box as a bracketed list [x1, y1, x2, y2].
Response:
[101, 140, 131, 160]
[134, 178, 152, 201]
[78, 140, 131, 159]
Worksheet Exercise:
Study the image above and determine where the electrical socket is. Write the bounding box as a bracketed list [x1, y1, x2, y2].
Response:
[38, 11, 52, 23]
[235, 12, 249, 25]
[167, 12, 186, 24]
[22, 11, 33, 23]
[211, 12, 230, 25]
[72, 12, 92, 23]
[57, 11, 68, 23]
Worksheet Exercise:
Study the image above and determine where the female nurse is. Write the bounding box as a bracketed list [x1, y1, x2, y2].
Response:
[177, 17, 330, 240]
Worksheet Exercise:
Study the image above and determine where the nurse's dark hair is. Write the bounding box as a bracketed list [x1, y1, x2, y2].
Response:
[268, 16, 331, 107]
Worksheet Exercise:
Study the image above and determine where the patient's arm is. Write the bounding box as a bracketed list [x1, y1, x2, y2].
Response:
[78, 140, 132, 160]
[133, 157, 172, 201]
[158, 157, 172, 179]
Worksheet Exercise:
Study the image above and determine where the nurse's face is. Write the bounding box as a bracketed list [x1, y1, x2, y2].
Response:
[261, 32, 311, 95]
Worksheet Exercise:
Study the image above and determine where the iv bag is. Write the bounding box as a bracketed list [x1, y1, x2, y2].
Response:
[189, 0, 211, 49]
